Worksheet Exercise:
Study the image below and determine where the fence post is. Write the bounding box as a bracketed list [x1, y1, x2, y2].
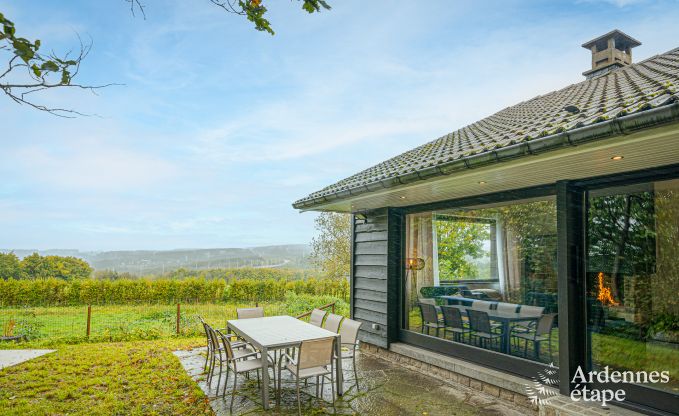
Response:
[176, 303, 181, 335]
[332, 303, 335, 314]
[86, 305, 91, 337]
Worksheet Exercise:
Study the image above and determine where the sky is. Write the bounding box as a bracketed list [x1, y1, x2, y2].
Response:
[1, 0, 679, 251]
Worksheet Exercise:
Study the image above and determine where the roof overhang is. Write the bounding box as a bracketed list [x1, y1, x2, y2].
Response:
[295, 103, 679, 213]
[581, 29, 642, 49]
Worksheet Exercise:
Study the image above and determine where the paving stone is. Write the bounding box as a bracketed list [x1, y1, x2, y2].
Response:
[175, 347, 536, 416]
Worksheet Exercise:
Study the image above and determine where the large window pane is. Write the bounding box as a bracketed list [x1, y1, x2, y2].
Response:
[587, 179, 679, 394]
[404, 197, 558, 365]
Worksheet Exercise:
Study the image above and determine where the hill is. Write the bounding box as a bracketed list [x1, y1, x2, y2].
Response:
[1, 245, 312, 275]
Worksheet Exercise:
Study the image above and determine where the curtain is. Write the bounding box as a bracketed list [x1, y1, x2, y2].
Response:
[406, 213, 436, 301]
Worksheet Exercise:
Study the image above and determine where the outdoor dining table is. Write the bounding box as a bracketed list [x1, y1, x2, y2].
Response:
[227, 315, 343, 410]
[444, 304, 542, 354]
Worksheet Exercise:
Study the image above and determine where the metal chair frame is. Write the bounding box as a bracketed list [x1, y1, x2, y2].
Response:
[277, 337, 336, 416]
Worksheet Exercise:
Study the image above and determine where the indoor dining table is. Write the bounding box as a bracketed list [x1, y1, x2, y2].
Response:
[227, 315, 343, 410]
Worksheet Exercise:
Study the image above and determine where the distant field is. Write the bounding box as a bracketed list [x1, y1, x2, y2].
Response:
[0, 295, 349, 348]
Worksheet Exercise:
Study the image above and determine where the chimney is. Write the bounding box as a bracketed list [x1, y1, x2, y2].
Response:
[582, 30, 641, 79]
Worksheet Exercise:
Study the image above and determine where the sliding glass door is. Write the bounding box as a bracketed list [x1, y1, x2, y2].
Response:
[403, 196, 559, 365]
[586, 178, 679, 395]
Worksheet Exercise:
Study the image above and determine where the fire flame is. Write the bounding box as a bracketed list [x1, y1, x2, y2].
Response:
[596, 272, 619, 306]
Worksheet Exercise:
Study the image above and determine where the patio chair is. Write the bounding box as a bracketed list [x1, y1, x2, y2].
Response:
[215, 329, 276, 411]
[199, 317, 248, 377]
[204, 324, 254, 388]
[323, 313, 343, 333]
[440, 306, 471, 343]
[337, 317, 362, 389]
[511, 313, 556, 362]
[511, 305, 545, 335]
[237, 307, 264, 319]
[199, 316, 213, 371]
[309, 308, 327, 327]
[470, 301, 501, 330]
[418, 297, 437, 306]
[467, 309, 503, 351]
[277, 337, 337, 416]
[418, 302, 445, 337]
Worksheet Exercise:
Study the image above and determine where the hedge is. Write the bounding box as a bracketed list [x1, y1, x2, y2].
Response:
[0, 277, 349, 307]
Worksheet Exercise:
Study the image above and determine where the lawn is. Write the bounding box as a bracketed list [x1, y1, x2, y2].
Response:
[0, 338, 212, 416]
[0, 294, 348, 348]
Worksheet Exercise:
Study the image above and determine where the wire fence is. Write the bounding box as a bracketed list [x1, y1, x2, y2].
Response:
[0, 297, 349, 346]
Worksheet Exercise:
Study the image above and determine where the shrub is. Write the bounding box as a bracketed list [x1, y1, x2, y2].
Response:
[0, 277, 349, 307]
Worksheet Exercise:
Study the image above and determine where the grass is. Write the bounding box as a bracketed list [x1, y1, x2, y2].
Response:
[592, 333, 679, 393]
[0, 295, 349, 348]
[0, 337, 213, 416]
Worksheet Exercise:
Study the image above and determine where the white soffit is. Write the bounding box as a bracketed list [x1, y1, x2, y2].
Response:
[320, 124, 679, 213]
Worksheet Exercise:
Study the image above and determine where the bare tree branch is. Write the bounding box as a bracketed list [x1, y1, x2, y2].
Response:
[209, 0, 246, 15]
[125, 0, 147, 20]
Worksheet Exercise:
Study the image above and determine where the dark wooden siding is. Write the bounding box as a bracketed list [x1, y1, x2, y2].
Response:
[351, 208, 390, 348]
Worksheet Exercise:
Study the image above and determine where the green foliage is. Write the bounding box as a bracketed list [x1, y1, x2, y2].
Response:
[419, 286, 459, 299]
[310, 212, 351, 280]
[233, 0, 331, 35]
[0, 12, 77, 85]
[14, 253, 92, 281]
[0, 276, 348, 307]
[0, 252, 22, 280]
[435, 216, 490, 280]
[282, 291, 349, 317]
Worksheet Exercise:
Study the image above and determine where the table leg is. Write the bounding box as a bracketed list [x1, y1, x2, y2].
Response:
[261, 346, 270, 409]
[502, 322, 511, 354]
[335, 336, 343, 396]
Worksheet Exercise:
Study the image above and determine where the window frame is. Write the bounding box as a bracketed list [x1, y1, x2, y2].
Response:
[396, 184, 558, 380]
[390, 163, 679, 414]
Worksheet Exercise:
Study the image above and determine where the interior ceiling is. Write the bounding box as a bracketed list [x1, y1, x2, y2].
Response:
[314, 124, 679, 213]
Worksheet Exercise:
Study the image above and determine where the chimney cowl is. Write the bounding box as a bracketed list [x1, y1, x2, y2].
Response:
[582, 29, 641, 80]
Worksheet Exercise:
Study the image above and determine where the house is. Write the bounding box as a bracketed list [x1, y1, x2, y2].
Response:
[294, 30, 678, 415]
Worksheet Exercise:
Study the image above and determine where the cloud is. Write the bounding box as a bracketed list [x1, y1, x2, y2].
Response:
[11, 138, 176, 192]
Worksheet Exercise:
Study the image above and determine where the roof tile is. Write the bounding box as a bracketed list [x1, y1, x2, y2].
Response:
[295, 48, 679, 207]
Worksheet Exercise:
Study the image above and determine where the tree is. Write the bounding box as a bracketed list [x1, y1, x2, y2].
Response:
[209, 0, 330, 35]
[0, 252, 23, 280]
[1, 1, 331, 115]
[310, 212, 350, 280]
[435, 218, 490, 280]
[19, 253, 92, 280]
[19, 253, 51, 280]
[44, 255, 93, 280]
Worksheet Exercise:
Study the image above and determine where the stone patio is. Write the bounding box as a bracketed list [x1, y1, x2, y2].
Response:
[175, 347, 530, 415]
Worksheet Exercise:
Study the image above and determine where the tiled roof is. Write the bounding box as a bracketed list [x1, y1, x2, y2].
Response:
[294, 48, 679, 208]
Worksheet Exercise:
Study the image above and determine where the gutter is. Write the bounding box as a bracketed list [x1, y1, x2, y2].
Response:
[293, 101, 679, 211]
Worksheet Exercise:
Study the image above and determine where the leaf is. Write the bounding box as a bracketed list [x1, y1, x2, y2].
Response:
[34, 39, 41, 50]
[61, 70, 71, 85]
[41, 61, 60, 72]
[31, 64, 42, 77]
